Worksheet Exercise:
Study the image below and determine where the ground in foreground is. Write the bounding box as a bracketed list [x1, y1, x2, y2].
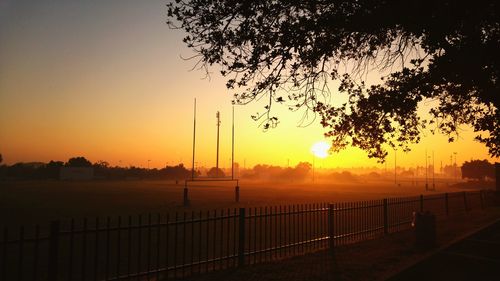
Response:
[183, 208, 500, 281]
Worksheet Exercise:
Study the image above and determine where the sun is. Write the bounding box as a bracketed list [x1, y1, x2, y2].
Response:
[311, 141, 331, 158]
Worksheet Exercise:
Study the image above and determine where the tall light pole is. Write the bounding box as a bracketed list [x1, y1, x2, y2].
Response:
[147, 159, 151, 170]
[312, 156, 315, 183]
[231, 106, 235, 180]
[191, 98, 197, 180]
[453, 152, 457, 182]
[394, 148, 397, 185]
[425, 149, 428, 191]
[216, 111, 221, 177]
[449, 154, 453, 180]
[414, 163, 417, 186]
[432, 151, 435, 190]
[428, 155, 431, 189]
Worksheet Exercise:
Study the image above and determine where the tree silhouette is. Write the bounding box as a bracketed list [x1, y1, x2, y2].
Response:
[44, 160, 64, 179]
[161, 164, 193, 179]
[66, 157, 92, 167]
[94, 160, 110, 168]
[242, 162, 311, 181]
[461, 159, 495, 181]
[207, 167, 226, 178]
[168, 0, 499, 160]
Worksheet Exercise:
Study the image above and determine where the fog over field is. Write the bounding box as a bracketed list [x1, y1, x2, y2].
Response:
[1, 175, 490, 229]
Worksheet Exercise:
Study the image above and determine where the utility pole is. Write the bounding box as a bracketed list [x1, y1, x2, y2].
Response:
[312, 156, 315, 183]
[414, 163, 417, 186]
[425, 149, 428, 191]
[432, 151, 435, 190]
[453, 152, 457, 182]
[232, 106, 235, 180]
[216, 111, 221, 177]
[191, 99, 196, 180]
[449, 154, 453, 179]
[394, 148, 397, 185]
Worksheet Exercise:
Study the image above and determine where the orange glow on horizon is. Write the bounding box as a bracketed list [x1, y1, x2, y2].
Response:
[0, 1, 497, 169]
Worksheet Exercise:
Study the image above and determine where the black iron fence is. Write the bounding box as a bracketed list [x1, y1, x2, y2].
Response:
[0, 190, 491, 281]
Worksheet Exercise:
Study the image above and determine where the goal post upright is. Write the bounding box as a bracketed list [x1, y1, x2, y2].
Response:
[191, 98, 196, 180]
[184, 101, 240, 205]
[232, 105, 235, 180]
[216, 111, 221, 178]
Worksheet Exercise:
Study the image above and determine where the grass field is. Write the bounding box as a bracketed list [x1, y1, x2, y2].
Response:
[0, 177, 482, 229]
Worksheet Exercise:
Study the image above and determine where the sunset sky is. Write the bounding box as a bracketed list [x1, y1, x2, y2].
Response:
[0, 0, 497, 169]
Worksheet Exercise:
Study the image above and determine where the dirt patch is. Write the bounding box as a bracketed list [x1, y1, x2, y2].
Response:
[184, 208, 500, 281]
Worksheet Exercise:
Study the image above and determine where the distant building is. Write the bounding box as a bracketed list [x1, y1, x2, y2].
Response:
[60, 167, 94, 181]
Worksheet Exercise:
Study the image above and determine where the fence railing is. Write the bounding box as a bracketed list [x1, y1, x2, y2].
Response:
[0, 190, 491, 281]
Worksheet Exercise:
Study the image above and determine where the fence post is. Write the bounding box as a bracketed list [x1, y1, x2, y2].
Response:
[238, 208, 245, 267]
[419, 195, 424, 212]
[235, 185, 240, 203]
[463, 191, 468, 212]
[445, 193, 449, 216]
[48, 220, 60, 280]
[183, 187, 190, 207]
[328, 204, 335, 256]
[383, 199, 388, 235]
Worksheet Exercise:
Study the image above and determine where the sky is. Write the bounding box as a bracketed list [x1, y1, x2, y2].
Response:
[0, 0, 497, 169]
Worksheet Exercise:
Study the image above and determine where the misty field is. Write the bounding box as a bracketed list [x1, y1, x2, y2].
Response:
[0, 178, 482, 228]
[0, 178, 493, 281]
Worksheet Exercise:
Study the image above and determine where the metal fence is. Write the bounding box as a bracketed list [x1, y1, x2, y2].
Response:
[0, 190, 491, 281]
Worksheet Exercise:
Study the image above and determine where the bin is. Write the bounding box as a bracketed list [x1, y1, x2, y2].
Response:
[413, 211, 436, 249]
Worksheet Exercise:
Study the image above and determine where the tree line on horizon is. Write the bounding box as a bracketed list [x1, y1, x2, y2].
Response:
[0, 156, 194, 180]
[0, 154, 495, 182]
[0, 156, 313, 182]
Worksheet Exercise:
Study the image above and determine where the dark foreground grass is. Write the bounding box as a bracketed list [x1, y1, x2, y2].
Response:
[0, 179, 474, 228]
[181, 208, 500, 281]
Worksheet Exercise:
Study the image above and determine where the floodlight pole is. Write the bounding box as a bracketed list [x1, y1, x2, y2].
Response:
[216, 111, 221, 177]
[312, 156, 315, 183]
[413, 164, 416, 185]
[191, 99, 197, 180]
[425, 149, 428, 191]
[232, 106, 235, 180]
[432, 151, 435, 190]
[394, 148, 397, 185]
[453, 152, 457, 182]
